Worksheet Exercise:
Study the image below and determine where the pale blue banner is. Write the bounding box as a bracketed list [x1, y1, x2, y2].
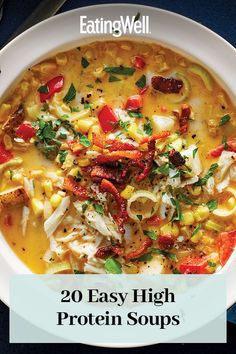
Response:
[10, 274, 226, 344]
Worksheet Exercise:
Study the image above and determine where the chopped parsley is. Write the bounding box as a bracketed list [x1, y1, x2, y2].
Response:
[194, 163, 218, 186]
[208, 261, 217, 267]
[78, 133, 91, 147]
[143, 118, 153, 136]
[192, 147, 198, 158]
[74, 270, 84, 274]
[206, 199, 218, 212]
[37, 85, 49, 93]
[178, 192, 198, 206]
[63, 83, 76, 104]
[136, 214, 143, 221]
[103, 66, 135, 76]
[93, 203, 104, 215]
[219, 114, 231, 126]
[128, 111, 143, 118]
[118, 119, 130, 132]
[151, 248, 178, 262]
[81, 57, 90, 68]
[171, 197, 182, 222]
[70, 106, 80, 112]
[134, 253, 153, 262]
[82, 200, 91, 213]
[143, 230, 158, 240]
[135, 74, 146, 89]
[222, 135, 229, 150]
[58, 150, 68, 164]
[35, 120, 61, 159]
[191, 224, 202, 237]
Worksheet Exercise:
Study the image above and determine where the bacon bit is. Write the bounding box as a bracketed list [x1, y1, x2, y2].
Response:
[178, 104, 191, 134]
[151, 75, 183, 94]
[218, 229, 236, 266]
[64, 176, 89, 200]
[169, 149, 185, 167]
[178, 257, 208, 274]
[95, 244, 124, 259]
[132, 56, 146, 70]
[146, 214, 162, 226]
[95, 150, 142, 164]
[125, 95, 143, 111]
[158, 235, 175, 249]
[4, 214, 12, 227]
[139, 130, 170, 144]
[139, 85, 149, 95]
[100, 179, 128, 234]
[2, 105, 24, 137]
[90, 165, 127, 184]
[136, 140, 155, 182]
[208, 137, 236, 158]
[126, 238, 153, 260]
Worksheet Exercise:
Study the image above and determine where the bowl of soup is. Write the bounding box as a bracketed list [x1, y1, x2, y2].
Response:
[0, 4, 236, 309]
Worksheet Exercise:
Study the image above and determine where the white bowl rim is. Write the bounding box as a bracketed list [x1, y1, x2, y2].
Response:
[0, 3, 236, 347]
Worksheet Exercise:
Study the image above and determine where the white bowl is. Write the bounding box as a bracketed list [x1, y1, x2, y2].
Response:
[0, 2, 236, 315]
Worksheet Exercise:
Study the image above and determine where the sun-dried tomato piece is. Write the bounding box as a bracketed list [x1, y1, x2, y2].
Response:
[151, 75, 183, 94]
[158, 235, 175, 249]
[126, 238, 153, 260]
[64, 176, 89, 200]
[175, 104, 191, 134]
[169, 149, 185, 167]
[90, 165, 127, 184]
[95, 245, 124, 259]
[136, 140, 155, 182]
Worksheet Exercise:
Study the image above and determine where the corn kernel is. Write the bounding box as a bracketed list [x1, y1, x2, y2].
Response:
[43, 180, 53, 198]
[12, 172, 23, 183]
[88, 124, 102, 142]
[127, 123, 142, 143]
[31, 198, 44, 217]
[205, 220, 222, 232]
[3, 134, 12, 150]
[57, 191, 66, 197]
[93, 67, 106, 79]
[194, 205, 209, 222]
[181, 211, 195, 226]
[26, 104, 41, 119]
[84, 50, 93, 60]
[180, 226, 190, 238]
[202, 235, 214, 245]
[75, 118, 96, 134]
[190, 230, 203, 243]
[40, 62, 57, 74]
[160, 223, 179, 237]
[121, 185, 135, 199]
[116, 57, 123, 66]
[69, 167, 82, 178]
[31, 170, 43, 178]
[50, 194, 62, 208]
[227, 197, 236, 209]
[56, 170, 63, 176]
[0, 103, 11, 121]
[77, 159, 90, 167]
[120, 44, 131, 50]
[20, 81, 30, 98]
[188, 185, 202, 196]
[55, 53, 68, 66]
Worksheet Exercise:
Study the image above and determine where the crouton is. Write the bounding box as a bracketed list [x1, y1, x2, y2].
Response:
[2, 105, 24, 137]
[0, 186, 29, 212]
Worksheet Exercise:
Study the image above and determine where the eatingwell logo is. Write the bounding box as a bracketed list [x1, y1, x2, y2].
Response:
[80, 15, 150, 37]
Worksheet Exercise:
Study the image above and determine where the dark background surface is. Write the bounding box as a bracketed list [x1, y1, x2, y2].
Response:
[0, 0, 236, 352]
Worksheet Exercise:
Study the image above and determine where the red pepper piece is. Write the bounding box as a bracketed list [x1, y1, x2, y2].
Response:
[100, 178, 128, 234]
[15, 123, 36, 141]
[39, 75, 64, 102]
[125, 95, 143, 111]
[126, 238, 153, 260]
[208, 137, 236, 158]
[95, 245, 124, 259]
[95, 151, 142, 164]
[64, 176, 89, 200]
[98, 105, 119, 133]
[136, 140, 155, 182]
[178, 257, 208, 274]
[158, 234, 175, 249]
[132, 56, 146, 70]
[151, 75, 183, 94]
[139, 85, 149, 95]
[146, 214, 162, 226]
[0, 143, 13, 164]
[218, 229, 236, 266]
[105, 140, 137, 151]
[139, 130, 170, 144]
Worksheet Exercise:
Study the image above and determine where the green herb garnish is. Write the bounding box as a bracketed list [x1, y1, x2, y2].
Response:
[128, 111, 143, 118]
[81, 57, 90, 68]
[178, 192, 198, 206]
[171, 198, 182, 222]
[143, 118, 153, 136]
[105, 257, 122, 274]
[63, 83, 76, 104]
[143, 230, 158, 240]
[206, 199, 218, 212]
[192, 147, 198, 158]
[134, 253, 153, 262]
[194, 163, 218, 186]
[191, 224, 202, 237]
[103, 66, 135, 76]
[219, 114, 231, 126]
[151, 248, 178, 262]
[118, 119, 130, 132]
[208, 261, 216, 267]
[109, 75, 121, 82]
[37, 85, 49, 94]
[136, 214, 143, 221]
[78, 132, 91, 147]
[93, 203, 104, 215]
[135, 74, 146, 89]
[58, 150, 68, 164]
